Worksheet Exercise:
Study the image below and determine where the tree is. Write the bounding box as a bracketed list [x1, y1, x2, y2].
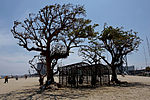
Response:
[29, 55, 46, 85]
[79, 36, 103, 65]
[11, 4, 97, 83]
[99, 25, 142, 83]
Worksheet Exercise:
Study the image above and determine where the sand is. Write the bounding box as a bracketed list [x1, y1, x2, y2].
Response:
[0, 75, 150, 100]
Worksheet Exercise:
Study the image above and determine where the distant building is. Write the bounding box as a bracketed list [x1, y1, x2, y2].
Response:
[125, 65, 134, 72]
[124, 66, 135, 75]
[116, 66, 135, 75]
[37, 62, 46, 75]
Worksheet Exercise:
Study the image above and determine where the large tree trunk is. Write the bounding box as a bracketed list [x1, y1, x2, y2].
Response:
[46, 57, 54, 83]
[111, 66, 119, 83]
[37, 70, 44, 86]
[39, 76, 44, 86]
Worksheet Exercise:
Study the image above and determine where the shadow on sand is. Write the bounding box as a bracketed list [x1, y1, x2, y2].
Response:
[0, 85, 94, 100]
[111, 81, 150, 88]
[1, 82, 150, 99]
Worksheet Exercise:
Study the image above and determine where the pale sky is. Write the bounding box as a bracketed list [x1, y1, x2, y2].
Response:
[0, 0, 150, 75]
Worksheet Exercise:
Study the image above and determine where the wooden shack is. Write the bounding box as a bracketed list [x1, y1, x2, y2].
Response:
[58, 62, 110, 88]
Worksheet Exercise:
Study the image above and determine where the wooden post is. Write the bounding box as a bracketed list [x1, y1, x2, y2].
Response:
[66, 67, 67, 86]
[62, 68, 63, 85]
[87, 70, 88, 84]
[108, 68, 110, 85]
[77, 68, 78, 88]
[59, 68, 60, 84]
[100, 69, 102, 86]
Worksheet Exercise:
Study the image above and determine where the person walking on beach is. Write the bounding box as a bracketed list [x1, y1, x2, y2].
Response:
[25, 75, 27, 79]
[16, 75, 18, 80]
[4, 76, 8, 83]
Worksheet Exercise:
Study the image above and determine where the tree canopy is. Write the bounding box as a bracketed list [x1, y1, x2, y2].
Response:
[100, 25, 141, 65]
[79, 36, 103, 65]
[11, 3, 142, 85]
[79, 24, 142, 83]
[99, 25, 142, 83]
[11, 4, 98, 82]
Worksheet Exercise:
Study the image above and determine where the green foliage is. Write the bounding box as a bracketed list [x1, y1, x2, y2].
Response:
[98, 24, 142, 82]
[79, 23, 142, 82]
[100, 25, 142, 57]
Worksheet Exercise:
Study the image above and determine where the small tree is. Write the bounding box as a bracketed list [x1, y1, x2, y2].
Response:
[99, 25, 141, 83]
[29, 55, 46, 85]
[11, 4, 97, 83]
[79, 36, 103, 65]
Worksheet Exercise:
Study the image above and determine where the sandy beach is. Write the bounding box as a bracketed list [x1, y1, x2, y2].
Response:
[0, 75, 150, 100]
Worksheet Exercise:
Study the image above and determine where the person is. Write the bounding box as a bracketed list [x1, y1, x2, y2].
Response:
[25, 75, 27, 79]
[4, 76, 8, 83]
[16, 75, 18, 80]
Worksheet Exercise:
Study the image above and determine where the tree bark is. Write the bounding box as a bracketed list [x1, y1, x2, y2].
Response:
[111, 66, 119, 83]
[39, 76, 43, 86]
[46, 57, 54, 83]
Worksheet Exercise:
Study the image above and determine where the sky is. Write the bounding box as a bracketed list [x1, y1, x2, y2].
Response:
[0, 0, 150, 75]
